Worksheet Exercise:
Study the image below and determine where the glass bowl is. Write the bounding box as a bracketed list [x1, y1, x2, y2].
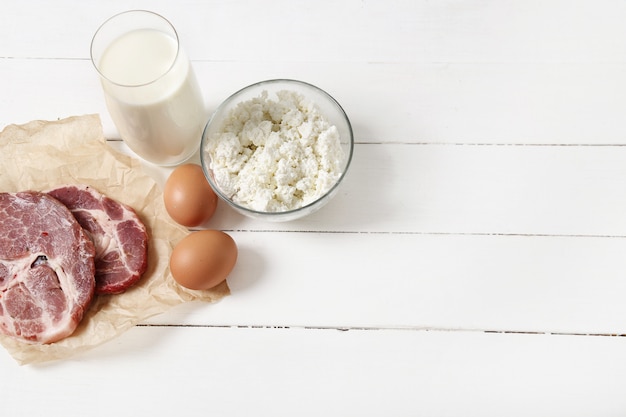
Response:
[200, 79, 354, 222]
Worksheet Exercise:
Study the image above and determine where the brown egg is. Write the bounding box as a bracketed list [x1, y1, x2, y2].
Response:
[170, 230, 238, 290]
[164, 163, 218, 227]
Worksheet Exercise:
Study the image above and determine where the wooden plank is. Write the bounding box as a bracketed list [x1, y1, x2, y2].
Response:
[143, 231, 626, 335]
[2, 326, 626, 416]
[182, 142, 626, 238]
[3, 0, 626, 65]
[2, 59, 626, 145]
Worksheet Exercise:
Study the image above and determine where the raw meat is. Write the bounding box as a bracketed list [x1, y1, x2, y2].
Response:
[0, 191, 96, 344]
[48, 185, 148, 295]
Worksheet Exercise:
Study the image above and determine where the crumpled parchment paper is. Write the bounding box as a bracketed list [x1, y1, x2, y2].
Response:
[0, 114, 229, 364]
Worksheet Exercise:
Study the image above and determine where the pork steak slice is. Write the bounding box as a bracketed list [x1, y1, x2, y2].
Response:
[0, 191, 96, 344]
[48, 185, 148, 295]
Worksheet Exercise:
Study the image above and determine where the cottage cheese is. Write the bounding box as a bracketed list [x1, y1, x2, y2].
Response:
[204, 90, 345, 212]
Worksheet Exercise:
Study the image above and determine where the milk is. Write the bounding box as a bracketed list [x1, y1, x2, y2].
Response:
[97, 29, 205, 166]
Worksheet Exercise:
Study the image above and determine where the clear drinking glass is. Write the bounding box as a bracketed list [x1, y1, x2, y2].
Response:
[90, 10, 206, 166]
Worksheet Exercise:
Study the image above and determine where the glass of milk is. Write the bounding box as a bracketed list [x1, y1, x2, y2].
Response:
[90, 10, 206, 166]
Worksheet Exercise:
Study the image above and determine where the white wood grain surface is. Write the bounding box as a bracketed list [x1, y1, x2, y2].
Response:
[3, 1, 626, 416]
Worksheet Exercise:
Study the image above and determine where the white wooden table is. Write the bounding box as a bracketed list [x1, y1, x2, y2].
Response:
[3, 0, 626, 415]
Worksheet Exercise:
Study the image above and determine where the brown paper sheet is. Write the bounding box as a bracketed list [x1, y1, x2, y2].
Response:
[0, 114, 229, 364]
